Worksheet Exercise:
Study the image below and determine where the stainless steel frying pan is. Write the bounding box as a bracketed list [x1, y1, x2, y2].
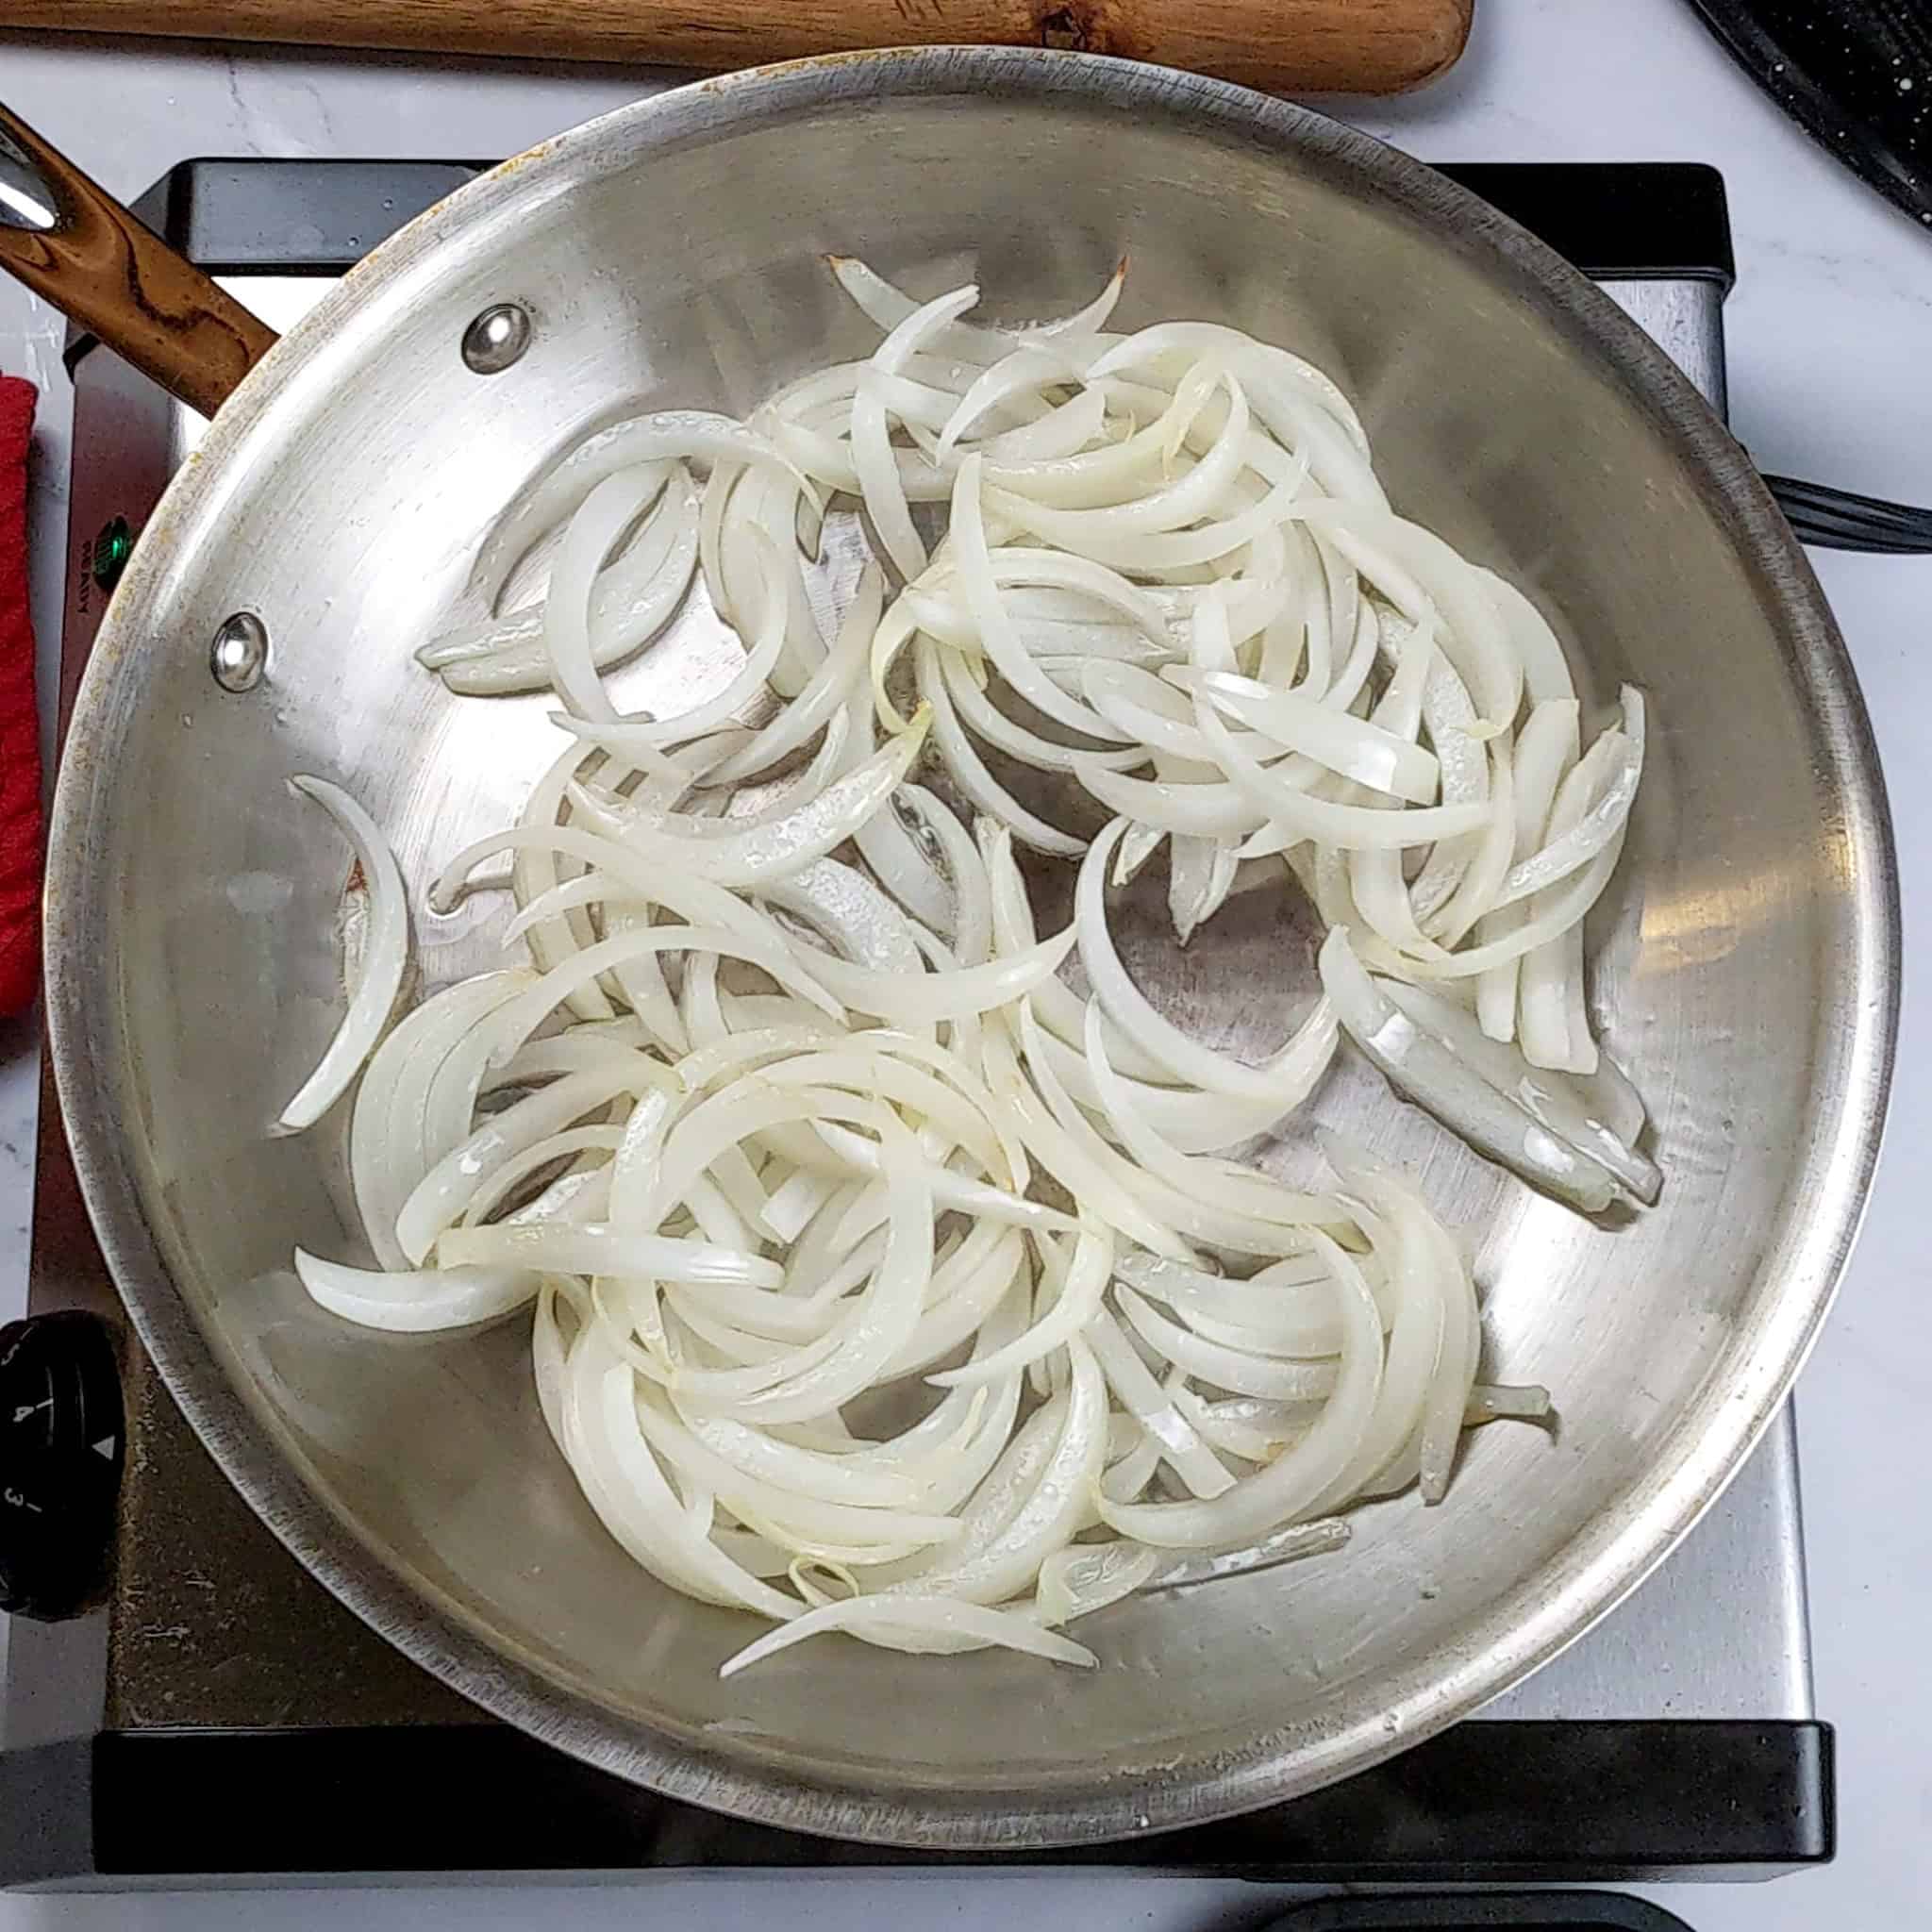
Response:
[0, 50, 1899, 1849]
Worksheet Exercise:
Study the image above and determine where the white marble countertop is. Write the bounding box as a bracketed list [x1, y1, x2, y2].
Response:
[2, 0, 1928, 1924]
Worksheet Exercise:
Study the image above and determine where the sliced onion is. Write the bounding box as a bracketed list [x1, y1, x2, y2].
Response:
[542, 467, 666, 723]
[1085, 1307, 1235, 1501]
[569, 710, 927, 888]
[396, 1058, 667, 1261]
[429, 468, 700, 696]
[938, 341, 1090, 461]
[563, 1336, 798, 1617]
[889, 1339, 1108, 1605]
[1098, 1228, 1383, 1549]
[349, 970, 533, 1271]
[1077, 818, 1337, 1107]
[471, 410, 813, 611]
[979, 1021, 1194, 1263]
[1077, 1003, 1340, 1238]
[1153, 1518, 1351, 1587]
[798, 924, 1074, 1027]
[947, 460, 1133, 741]
[1036, 1541, 1161, 1624]
[1377, 978, 1658, 1204]
[439, 1224, 781, 1288]
[1493, 691, 1644, 910]
[276, 776, 410, 1133]
[1166, 833, 1238, 946]
[294, 1249, 538, 1332]
[1170, 665, 1440, 804]
[987, 460, 1308, 575]
[929, 1222, 1112, 1388]
[706, 565, 883, 784]
[1291, 500, 1523, 738]
[918, 641, 1086, 856]
[1114, 1249, 1387, 1358]
[1319, 927, 1620, 1213]
[297, 253, 1658, 1676]
[720, 1593, 1096, 1675]
[1117, 1287, 1339, 1401]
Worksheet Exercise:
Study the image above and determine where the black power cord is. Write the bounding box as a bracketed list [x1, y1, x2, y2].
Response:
[1766, 473, 1932, 555]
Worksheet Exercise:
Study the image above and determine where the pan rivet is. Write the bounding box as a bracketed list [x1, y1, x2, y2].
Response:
[462, 303, 532, 375]
[209, 612, 269, 693]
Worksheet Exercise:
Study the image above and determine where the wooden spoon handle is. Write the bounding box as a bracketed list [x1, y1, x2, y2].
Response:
[0, 1, 1474, 93]
[0, 106, 278, 417]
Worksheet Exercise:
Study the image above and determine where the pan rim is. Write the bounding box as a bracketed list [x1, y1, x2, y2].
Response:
[42, 44, 1901, 1850]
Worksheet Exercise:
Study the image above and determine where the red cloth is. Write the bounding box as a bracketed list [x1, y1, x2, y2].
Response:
[0, 377, 42, 1016]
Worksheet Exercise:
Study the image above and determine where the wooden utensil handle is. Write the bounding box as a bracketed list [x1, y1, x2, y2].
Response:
[0, 107, 278, 417]
[0, 1, 1474, 94]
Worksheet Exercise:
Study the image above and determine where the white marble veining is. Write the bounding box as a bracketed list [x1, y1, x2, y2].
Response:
[3, 0, 1930, 1923]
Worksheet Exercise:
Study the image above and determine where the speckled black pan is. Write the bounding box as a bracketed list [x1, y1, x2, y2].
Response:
[1689, 0, 1932, 229]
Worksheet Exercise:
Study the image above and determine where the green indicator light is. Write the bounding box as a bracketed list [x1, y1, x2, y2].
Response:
[92, 516, 135, 592]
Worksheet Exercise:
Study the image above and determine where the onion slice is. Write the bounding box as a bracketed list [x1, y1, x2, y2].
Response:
[293, 1249, 537, 1332]
[276, 776, 411, 1133]
[1319, 927, 1621, 1213]
[719, 1593, 1098, 1675]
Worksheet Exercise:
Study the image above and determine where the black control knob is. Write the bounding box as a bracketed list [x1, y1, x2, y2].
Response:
[0, 1312, 124, 1621]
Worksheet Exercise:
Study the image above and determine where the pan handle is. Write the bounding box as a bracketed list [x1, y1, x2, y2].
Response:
[0, 104, 277, 417]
